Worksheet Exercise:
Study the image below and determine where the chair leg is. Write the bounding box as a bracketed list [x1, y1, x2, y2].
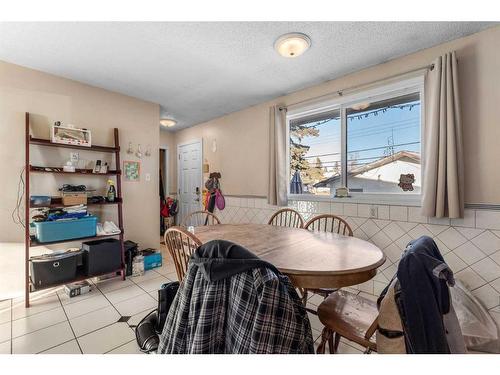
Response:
[301, 288, 309, 307]
[331, 332, 341, 354]
[316, 327, 332, 354]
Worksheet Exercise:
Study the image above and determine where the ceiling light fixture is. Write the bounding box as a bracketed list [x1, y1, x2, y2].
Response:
[274, 33, 311, 58]
[160, 118, 176, 128]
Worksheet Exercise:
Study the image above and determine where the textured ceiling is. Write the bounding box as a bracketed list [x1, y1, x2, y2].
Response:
[0, 22, 496, 130]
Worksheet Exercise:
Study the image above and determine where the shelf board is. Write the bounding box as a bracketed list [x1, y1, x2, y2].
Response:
[29, 136, 119, 153]
[29, 233, 121, 247]
[30, 165, 120, 175]
[30, 267, 124, 293]
[30, 197, 123, 208]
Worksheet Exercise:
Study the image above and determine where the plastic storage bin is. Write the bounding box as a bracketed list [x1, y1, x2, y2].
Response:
[142, 250, 162, 271]
[33, 215, 97, 243]
[82, 238, 122, 276]
[30, 250, 82, 290]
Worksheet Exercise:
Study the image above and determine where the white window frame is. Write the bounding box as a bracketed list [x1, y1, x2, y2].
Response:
[286, 75, 425, 206]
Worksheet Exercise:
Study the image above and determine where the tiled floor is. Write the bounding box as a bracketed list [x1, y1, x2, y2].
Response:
[0, 251, 363, 354]
[0, 256, 179, 354]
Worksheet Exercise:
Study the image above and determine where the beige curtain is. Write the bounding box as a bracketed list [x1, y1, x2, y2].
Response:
[268, 105, 288, 206]
[422, 51, 464, 218]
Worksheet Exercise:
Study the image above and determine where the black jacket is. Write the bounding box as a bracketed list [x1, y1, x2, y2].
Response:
[396, 235, 455, 353]
[158, 240, 314, 354]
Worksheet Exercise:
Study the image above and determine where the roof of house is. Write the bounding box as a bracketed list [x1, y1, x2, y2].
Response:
[313, 150, 420, 188]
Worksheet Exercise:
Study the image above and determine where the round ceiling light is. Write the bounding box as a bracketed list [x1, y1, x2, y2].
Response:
[160, 118, 176, 128]
[274, 33, 311, 58]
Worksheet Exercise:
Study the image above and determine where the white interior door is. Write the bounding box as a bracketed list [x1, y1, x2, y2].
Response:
[177, 140, 202, 224]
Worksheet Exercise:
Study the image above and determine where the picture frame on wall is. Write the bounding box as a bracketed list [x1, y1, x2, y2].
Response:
[123, 160, 140, 181]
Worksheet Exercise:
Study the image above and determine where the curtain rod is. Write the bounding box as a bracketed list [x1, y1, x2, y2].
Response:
[279, 63, 434, 111]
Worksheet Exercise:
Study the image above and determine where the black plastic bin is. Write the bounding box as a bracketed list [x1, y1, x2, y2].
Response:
[30, 251, 81, 290]
[82, 238, 122, 276]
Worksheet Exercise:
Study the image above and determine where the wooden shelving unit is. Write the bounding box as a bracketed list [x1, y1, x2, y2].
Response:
[24, 112, 126, 307]
[29, 166, 121, 176]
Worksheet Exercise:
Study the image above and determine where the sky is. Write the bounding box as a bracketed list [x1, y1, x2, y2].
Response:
[292, 99, 421, 177]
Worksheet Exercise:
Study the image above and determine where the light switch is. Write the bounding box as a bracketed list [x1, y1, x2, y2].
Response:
[145, 173, 151, 182]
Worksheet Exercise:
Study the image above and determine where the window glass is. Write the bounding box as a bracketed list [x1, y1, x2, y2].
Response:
[346, 92, 421, 194]
[289, 109, 341, 196]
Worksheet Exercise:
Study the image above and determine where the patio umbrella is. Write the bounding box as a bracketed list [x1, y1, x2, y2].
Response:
[290, 170, 303, 194]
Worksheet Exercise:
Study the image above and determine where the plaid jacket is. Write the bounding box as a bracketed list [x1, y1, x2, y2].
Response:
[158, 240, 314, 354]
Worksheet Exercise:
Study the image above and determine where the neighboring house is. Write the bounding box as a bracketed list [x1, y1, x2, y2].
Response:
[313, 151, 421, 194]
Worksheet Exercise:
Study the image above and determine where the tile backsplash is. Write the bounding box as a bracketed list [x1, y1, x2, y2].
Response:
[215, 196, 500, 333]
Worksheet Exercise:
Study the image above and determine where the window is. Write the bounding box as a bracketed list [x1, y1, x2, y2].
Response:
[287, 77, 423, 201]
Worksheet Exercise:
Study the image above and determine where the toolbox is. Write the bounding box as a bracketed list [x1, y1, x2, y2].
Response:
[30, 250, 82, 289]
[32, 215, 97, 243]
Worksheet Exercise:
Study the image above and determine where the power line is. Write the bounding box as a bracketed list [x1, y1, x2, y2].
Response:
[303, 141, 420, 159]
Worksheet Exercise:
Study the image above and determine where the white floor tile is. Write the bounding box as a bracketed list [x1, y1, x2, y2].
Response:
[69, 305, 121, 337]
[94, 277, 134, 293]
[12, 294, 61, 320]
[0, 300, 11, 324]
[113, 293, 157, 317]
[104, 284, 146, 305]
[77, 323, 134, 354]
[307, 312, 324, 333]
[12, 306, 67, 338]
[337, 341, 363, 354]
[135, 276, 170, 293]
[0, 340, 10, 354]
[130, 270, 162, 284]
[41, 339, 81, 354]
[12, 321, 74, 354]
[127, 309, 154, 327]
[107, 339, 143, 354]
[307, 293, 325, 307]
[63, 294, 111, 319]
[58, 287, 101, 306]
[148, 291, 158, 301]
[0, 321, 10, 343]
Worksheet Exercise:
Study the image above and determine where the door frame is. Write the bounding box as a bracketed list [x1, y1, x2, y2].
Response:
[176, 138, 203, 214]
[159, 145, 169, 197]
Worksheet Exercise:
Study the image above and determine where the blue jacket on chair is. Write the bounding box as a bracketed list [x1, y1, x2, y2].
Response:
[396, 235, 457, 353]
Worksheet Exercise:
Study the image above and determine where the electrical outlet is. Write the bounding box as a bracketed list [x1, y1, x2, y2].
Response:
[70, 152, 79, 163]
[369, 206, 378, 218]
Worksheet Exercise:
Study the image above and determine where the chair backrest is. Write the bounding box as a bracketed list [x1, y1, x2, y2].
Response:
[164, 226, 203, 281]
[267, 208, 304, 228]
[304, 214, 353, 236]
[182, 210, 221, 227]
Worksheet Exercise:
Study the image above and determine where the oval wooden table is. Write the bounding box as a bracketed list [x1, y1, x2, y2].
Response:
[193, 224, 386, 289]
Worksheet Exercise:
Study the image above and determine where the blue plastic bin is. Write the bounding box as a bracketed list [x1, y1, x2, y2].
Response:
[33, 215, 98, 243]
[143, 252, 162, 270]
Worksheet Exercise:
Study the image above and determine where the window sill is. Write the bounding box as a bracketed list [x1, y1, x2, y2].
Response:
[287, 193, 421, 207]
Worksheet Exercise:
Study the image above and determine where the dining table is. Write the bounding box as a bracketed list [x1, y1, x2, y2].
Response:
[193, 223, 386, 290]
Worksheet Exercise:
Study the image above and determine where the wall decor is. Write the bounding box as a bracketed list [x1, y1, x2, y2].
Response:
[123, 160, 141, 181]
[135, 144, 143, 159]
[127, 142, 134, 154]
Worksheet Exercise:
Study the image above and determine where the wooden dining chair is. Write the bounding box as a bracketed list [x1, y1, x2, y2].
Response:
[182, 210, 221, 227]
[164, 226, 203, 281]
[304, 214, 353, 236]
[301, 214, 354, 307]
[316, 290, 378, 354]
[267, 208, 304, 228]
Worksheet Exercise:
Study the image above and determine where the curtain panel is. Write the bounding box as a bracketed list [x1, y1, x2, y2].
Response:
[268, 105, 288, 206]
[422, 51, 464, 218]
